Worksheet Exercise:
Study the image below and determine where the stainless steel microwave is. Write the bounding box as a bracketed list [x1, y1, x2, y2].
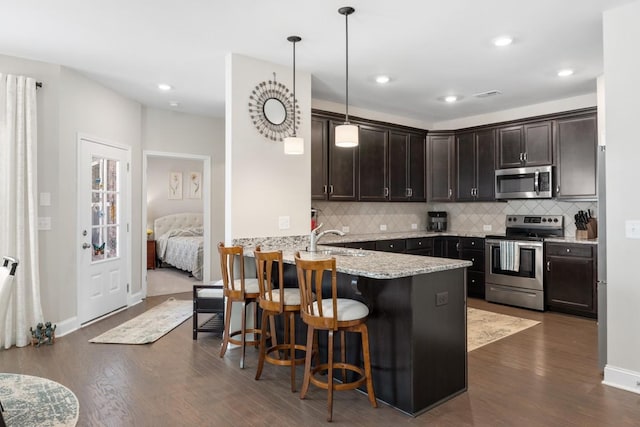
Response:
[495, 165, 553, 199]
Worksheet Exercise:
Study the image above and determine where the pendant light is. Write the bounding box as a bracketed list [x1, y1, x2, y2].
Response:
[283, 35, 304, 155]
[335, 6, 358, 148]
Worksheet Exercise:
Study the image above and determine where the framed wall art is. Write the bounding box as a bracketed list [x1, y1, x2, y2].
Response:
[168, 171, 182, 200]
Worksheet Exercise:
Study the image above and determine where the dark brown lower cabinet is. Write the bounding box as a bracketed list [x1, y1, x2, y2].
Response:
[545, 243, 597, 318]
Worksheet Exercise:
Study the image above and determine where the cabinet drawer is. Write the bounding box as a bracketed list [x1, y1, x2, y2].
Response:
[460, 237, 484, 249]
[406, 237, 434, 251]
[375, 239, 406, 253]
[467, 271, 485, 298]
[342, 241, 376, 250]
[460, 249, 484, 272]
[546, 243, 593, 258]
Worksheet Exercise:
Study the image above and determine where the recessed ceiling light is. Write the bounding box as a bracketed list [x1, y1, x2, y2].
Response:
[169, 101, 179, 108]
[444, 95, 458, 103]
[375, 75, 390, 84]
[557, 69, 574, 77]
[157, 83, 172, 91]
[493, 36, 513, 47]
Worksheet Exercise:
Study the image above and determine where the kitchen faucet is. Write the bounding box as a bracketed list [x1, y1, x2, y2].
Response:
[309, 223, 345, 252]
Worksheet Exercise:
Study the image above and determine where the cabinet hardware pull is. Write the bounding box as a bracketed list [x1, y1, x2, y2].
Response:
[448, 188, 452, 199]
[329, 185, 334, 194]
[556, 185, 560, 195]
[323, 185, 328, 194]
[384, 187, 389, 197]
[456, 242, 460, 252]
[524, 152, 528, 162]
[547, 261, 551, 272]
[519, 152, 524, 162]
[408, 188, 413, 197]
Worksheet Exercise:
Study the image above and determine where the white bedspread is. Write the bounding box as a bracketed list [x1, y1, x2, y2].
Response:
[156, 227, 204, 280]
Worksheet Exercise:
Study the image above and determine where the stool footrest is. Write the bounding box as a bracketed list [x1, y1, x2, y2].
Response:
[227, 328, 262, 347]
[309, 363, 367, 391]
[264, 343, 307, 366]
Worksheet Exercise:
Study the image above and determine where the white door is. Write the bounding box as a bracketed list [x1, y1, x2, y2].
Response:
[77, 137, 130, 324]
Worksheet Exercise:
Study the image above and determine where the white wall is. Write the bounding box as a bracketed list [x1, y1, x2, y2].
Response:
[602, 0, 640, 393]
[225, 54, 311, 240]
[146, 157, 203, 228]
[59, 67, 142, 315]
[141, 107, 225, 279]
[432, 93, 597, 130]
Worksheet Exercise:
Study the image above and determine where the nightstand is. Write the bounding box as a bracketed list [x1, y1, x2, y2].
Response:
[147, 240, 156, 269]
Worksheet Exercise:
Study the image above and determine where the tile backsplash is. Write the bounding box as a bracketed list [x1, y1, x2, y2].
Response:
[312, 199, 598, 237]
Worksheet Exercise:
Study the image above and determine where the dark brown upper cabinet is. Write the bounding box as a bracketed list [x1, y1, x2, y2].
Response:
[428, 132, 456, 202]
[456, 128, 496, 201]
[358, 124, 389, 201]
[328, 120, 358, 201]
[554, 113, 597, 200]
[388, 130, 426, 202]
[497, 121, 552, 168]
[311, 116, 329, 200]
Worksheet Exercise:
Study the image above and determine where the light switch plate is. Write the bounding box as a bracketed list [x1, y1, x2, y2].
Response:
[38, 217, 52, 230]
[278, 216, 290, 230]
[483, 224, 492, 231]
[625, 220, 640, 239]
[342, 226, 350, 233]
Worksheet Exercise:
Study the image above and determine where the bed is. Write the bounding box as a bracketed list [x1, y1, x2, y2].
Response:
[153, 213, 204, 280]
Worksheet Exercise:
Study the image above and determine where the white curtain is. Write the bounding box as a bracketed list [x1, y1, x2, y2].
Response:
[0, 73, 44, 348]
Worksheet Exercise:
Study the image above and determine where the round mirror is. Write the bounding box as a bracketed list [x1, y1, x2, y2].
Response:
[263, 98, 287, 125]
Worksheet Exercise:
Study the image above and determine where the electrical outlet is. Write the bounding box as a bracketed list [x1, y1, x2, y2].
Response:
[380, 224, 387, 231]
[435, 291, 448, 306]
[342, 226, 350, 233]
[625, 220, 640, 239]
[483, 224, 492, 231]
[411, 223, 418, 230]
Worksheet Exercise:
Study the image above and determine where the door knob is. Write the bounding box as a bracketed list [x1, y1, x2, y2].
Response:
[82, 243, 91, 249]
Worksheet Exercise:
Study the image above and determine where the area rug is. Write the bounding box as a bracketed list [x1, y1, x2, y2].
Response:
[89, 298, 192, 344]
[467, 307, 540, 351]
[0, 373, 79, 426]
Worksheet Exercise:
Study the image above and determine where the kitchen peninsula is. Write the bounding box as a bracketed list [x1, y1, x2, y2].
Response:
[237, 236, 472, 416]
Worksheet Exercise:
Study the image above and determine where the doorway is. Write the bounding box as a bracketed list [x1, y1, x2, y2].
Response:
[77, 135, 131, 324]
[142, 151, 211, 297]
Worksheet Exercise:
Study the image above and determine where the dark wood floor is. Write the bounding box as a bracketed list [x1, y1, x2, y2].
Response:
[1, 294, 639, 426]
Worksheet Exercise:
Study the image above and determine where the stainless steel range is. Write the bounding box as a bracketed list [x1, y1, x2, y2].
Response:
[485, 215, 564, 311]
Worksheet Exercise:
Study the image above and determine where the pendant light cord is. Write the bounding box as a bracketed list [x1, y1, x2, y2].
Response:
[344, 10, 350, 124]
[292, 39, 297, 136]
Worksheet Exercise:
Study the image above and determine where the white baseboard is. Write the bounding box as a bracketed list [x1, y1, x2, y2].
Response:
[53, 296, 144, 338]
[603, 364, 640, 395]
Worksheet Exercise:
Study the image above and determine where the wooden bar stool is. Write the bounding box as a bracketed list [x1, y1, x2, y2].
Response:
[218, 242, 261, 369]
[254, 248, 306, 392]
[294, 253, 377, 422]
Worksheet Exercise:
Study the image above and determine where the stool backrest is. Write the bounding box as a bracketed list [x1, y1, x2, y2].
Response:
[254, 248, 285, 312]
[294, 253, 338, 330]
[0, 256, 19, 323]
[218, 243, 247, 299]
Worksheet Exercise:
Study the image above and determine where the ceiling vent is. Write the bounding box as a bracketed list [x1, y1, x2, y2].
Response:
[473, 90, 502, 98]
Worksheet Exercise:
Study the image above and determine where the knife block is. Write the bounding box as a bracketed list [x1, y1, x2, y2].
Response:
[576, 218, 597, 240]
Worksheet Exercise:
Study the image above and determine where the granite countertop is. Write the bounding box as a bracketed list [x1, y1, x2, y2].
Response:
[243, 244, 472, 280]
[544, 237, 598, 245]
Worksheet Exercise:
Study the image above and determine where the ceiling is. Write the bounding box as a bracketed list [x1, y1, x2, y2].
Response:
[0, 0, 633, 124]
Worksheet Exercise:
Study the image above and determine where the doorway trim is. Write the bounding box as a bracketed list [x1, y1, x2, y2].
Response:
[142, 151, 212, 297]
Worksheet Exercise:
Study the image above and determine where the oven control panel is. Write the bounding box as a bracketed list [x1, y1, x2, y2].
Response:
[506, 215, 564, 228]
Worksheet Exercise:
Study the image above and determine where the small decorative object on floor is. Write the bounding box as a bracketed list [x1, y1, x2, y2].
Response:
[30, 322, 56, 347]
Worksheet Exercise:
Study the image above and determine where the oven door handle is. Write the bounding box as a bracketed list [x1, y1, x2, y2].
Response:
[534, 170, 539, 195]
[486, 240, 543, 249]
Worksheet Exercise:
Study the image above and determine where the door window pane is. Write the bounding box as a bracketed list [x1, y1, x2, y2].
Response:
[90, 155, 120, 263]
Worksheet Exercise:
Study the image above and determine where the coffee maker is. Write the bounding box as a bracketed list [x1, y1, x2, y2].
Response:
[427, 211, 447, 232]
